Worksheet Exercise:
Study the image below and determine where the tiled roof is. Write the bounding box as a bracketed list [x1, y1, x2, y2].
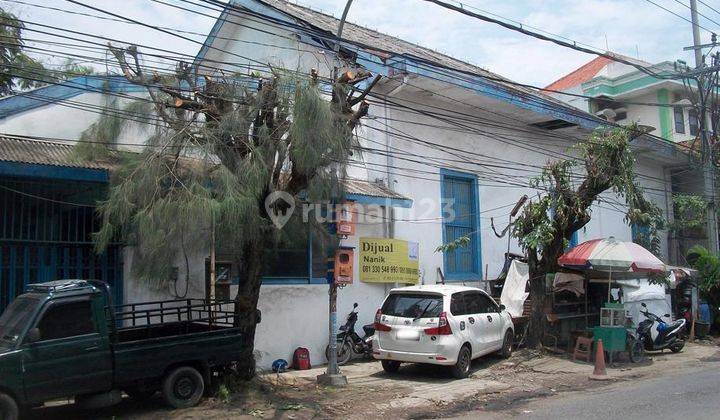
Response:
[0, 136, 109, 170]
[544, 56, 613, 91]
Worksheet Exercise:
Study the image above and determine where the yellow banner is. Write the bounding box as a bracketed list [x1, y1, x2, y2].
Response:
[359, 238, 419, 284]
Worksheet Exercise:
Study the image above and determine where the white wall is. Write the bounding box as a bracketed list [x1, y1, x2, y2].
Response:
[0, 91, 153, 151]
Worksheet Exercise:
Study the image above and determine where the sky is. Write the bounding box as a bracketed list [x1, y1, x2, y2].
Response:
[2, 0, 719, 87]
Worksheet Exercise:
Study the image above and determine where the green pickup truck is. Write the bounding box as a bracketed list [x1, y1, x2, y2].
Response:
[0, 279, 248, 419]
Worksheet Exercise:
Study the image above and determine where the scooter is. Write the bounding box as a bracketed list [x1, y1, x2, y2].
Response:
[325, 303, 375, 365]
[636, 302, 686, 354]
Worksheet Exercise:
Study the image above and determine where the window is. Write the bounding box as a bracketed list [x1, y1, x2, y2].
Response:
[464, 292, 483, 314]
[441, 170, 481, 279]
[261, 229, 326, 283]
[450, 292, 467, 316]
[477, 293, 499, 313]
[631, 223, 650, 245]
[689, 109, 699, 136]
[674, 107, 685, 134]
[36, 300, 95, 341]
[382, 293, 443, 318]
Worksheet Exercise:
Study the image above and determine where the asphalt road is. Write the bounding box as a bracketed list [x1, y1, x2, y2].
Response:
[459, 365, 720, 420]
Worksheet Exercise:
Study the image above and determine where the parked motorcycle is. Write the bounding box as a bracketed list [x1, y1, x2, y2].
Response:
[634, 302, 686, 355]
[325, 303, 375, 365]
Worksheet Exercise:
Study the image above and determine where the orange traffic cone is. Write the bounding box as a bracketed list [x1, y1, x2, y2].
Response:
[589, 339, 611, 381]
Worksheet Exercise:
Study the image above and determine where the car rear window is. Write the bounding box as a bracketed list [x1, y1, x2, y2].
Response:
[381, 293, 443, 318]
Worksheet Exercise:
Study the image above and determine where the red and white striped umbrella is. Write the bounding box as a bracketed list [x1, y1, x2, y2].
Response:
[558, 237, 666, 273]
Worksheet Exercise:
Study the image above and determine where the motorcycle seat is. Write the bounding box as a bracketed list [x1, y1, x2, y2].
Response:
[339, 325, 349, 332]
[362, 324, 375, 336]
[667, 319, 685, 329]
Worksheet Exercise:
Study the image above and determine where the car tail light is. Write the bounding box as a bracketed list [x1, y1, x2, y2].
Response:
[374, 309, 392, 332]
[424, 312, 452, 335]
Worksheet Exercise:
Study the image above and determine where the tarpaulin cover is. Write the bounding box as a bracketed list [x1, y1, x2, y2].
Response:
[553, 272, 584, 297]
[500, 260, 529, 318]
[617, 278, 672, 327]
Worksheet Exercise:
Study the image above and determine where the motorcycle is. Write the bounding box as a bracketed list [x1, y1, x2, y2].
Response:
[325, 303, 375, 365]
[634, 302, 686, 355]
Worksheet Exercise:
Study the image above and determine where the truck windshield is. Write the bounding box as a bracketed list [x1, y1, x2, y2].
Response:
[0, 295, 41, 347]
[382, 293, 443, 319]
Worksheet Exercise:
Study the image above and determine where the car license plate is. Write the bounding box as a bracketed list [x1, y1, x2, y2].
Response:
[396, 329, 420, 341]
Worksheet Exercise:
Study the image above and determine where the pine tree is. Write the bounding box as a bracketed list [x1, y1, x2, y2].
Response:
[81, 45, 379, 378]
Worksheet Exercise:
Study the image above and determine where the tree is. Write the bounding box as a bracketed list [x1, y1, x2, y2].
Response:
[82, 45, 379, 377]
[510, 126, 663, 348]
[1, 8, 94, 96]
[0, 8, 48, 95]
[686, 245, 720, 325]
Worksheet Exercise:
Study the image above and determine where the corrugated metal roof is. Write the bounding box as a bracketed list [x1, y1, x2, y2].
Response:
[0, 136, 408, 200]
[344, 178, 407, 200]
[0, 136, 109, 170]
[256, 0, 548, 98]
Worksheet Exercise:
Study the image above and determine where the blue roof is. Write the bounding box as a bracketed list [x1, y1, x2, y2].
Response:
[0, 75, 145, 120]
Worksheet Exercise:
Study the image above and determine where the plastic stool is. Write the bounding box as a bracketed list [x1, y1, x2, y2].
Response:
[573, 336, 593, 362]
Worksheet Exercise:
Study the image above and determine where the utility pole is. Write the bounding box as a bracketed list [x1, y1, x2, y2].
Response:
[689, 0, 719, 254]
[317, 0, 353, 388]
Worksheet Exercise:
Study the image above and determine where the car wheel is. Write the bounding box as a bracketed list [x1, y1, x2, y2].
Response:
[161, 366, 205, 409]
[499, 330, 513, 359]
[451, 345, 471, 379]
[381, 360, 401, 373]
[0, 392, 19, 420]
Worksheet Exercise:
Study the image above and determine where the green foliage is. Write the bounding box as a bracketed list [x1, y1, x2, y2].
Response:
[512, 125, 664, 264]
[1, 8, 96, 96]
[0, 8, 48, 95]
[87, 73, 352, 283]
[435, 235, 470, 253]
[687, 245, 720, 292]
[74, 97, 152, 161]
[669, 194, 707, 233]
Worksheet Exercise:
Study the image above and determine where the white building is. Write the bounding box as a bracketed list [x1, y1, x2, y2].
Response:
[0, 0, 693, 367]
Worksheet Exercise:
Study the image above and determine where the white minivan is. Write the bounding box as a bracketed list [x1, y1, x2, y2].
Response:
[372, 285, 514, 378]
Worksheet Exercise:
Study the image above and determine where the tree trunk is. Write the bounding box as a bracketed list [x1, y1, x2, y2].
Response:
[525, 250, 546, 348]
[233, 242, 264, 380]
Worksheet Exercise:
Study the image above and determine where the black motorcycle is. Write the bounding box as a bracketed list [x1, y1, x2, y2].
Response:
[633, 302, 686, 355]
[325, 303, 375, 365]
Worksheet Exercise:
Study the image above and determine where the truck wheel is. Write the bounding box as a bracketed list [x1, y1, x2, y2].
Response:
[162, 366, 205, 409]
[0, 392, 19, 420]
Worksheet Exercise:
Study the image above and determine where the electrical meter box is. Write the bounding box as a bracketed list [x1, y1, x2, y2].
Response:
[336, 202, 356, 236]
[334, 247, 354, 285]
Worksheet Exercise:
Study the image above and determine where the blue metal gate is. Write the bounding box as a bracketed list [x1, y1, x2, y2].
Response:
[0, 178, 123, 312]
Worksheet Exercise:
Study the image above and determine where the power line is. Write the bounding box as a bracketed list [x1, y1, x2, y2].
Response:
[698, 0, 720, 17]
[418, 0, 688, 79]
[645, 0, 720, 31]
[669, 0, 720, 27]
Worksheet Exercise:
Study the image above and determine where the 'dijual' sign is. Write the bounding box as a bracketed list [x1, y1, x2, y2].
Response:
[359, 237, 419, 284]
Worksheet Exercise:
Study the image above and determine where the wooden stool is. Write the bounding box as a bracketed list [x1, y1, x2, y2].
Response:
[573, 336, 593, 362]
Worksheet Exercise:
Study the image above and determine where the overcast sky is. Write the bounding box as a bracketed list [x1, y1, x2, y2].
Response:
[3, 0, 719, 86]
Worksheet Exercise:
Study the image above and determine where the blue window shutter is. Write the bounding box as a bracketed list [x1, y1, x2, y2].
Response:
[441, 170, 481, 280]
[568, 230, 579, 249]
